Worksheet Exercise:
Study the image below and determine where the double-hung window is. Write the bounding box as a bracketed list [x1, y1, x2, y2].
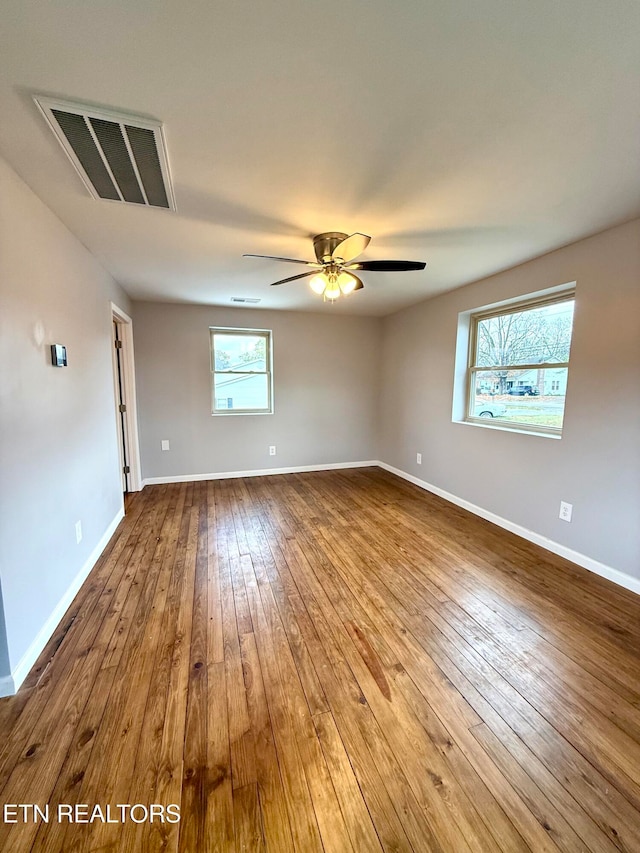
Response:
[467, 291, 575, 435]
[210, 328, 273, 414]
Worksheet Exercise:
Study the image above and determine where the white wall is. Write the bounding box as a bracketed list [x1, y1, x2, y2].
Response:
[379, 219, 640, 581]
[133, 302, 381, 480]
[0, 156, 131, 691]
[0, 585, 10, 682]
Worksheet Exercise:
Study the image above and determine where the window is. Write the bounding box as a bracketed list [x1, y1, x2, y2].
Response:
[467, 291, 575, 434]
[210, 328, 273, 414]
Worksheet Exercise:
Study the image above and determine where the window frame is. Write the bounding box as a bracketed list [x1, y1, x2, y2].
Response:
[466, 290, 575, 436]
[210, 327, 273, 416]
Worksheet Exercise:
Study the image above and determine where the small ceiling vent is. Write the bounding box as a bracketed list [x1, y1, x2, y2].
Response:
[231, 297, 261, 304]
[34, 96, 176, 210]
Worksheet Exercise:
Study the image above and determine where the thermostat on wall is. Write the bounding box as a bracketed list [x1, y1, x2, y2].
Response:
[50, 344, 67, 367]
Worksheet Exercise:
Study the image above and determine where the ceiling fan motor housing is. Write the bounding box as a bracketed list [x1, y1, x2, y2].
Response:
[313, 232, 349, 263]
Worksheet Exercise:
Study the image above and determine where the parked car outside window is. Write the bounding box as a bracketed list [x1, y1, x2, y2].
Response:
[475, 401, 507, 418]
[507, 386, 540, 396]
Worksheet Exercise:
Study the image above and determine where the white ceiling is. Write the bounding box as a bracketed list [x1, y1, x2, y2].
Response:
[1, 0, 639, 316]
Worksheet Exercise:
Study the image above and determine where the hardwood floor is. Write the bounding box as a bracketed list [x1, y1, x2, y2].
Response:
[1, 467, 640, 852]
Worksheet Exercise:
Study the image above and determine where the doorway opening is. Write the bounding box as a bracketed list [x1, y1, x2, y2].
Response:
[111, 304, 142, 499]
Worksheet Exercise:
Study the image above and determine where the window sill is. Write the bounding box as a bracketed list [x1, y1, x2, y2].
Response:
[212, 410, 274, 416]
[454, 418, 562, 439]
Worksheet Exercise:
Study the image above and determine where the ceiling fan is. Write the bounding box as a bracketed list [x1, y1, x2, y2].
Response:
[243, 231, 426, 301]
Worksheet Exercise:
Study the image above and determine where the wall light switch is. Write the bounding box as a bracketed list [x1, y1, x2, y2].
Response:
[161, 440, 170, 451]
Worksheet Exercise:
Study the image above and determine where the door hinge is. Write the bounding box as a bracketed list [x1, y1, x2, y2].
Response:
[123, 465, 130, 474]
[114, 340, 123, 349]
[119, 403, 127, 413]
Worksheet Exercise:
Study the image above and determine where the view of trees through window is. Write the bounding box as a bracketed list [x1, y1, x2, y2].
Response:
[470, 296, 574, 431]
[214, 335, 266, 372]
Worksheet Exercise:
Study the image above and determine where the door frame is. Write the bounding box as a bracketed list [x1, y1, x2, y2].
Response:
[111, 303, 142, 492]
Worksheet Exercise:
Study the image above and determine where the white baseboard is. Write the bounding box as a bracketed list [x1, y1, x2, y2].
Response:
[7, 506, 125, 695]
[0, 674, 15, 699]
[378, 462, 640, 597]
[142, 460, 378, 486]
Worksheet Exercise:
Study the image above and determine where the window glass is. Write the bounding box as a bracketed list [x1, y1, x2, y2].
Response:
[213, 333, 267, 372]
[468, 295, 574, 434]
[213, 373, 270, 412]
[475, 300, 574, 368]
[210, 329, 272, 414]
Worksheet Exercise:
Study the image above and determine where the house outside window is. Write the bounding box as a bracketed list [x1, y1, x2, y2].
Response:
[467, 291, 575, 434]
[210, 328, 273, 414]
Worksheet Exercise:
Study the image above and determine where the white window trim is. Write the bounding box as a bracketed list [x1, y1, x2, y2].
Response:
[210, 327, 274, 415]
[465, 289, 575, 437]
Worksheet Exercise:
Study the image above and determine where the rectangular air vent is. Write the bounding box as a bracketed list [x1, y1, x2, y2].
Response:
[231, 297, 261, 304]
[34, 96, 176, 210]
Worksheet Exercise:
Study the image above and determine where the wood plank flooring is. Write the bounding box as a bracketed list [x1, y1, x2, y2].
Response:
[1, 467, 640, 852]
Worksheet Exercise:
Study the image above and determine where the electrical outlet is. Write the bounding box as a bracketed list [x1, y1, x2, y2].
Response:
[269, 445, 276, 456]
[559, 501, 573, 522]
[416, 452, 422, 465]
[75, 520, 83, 544]
[161, 440, 170, 451]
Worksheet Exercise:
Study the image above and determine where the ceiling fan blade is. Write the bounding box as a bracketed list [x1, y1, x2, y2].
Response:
[269, 270, 317, 286]
[331, 232, 371, 263]
[244, 254, 321, 267]
[346, 260, 426, 272]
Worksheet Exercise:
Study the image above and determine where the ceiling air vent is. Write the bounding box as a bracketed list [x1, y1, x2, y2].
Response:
[231, 297, 261, 304]
[34, 96, 176, 210]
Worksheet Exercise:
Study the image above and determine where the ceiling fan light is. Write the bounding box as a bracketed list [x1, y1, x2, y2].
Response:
[309, 274, 327, 294]
[338, 272, 357, 294]
[324, 281, 341, 300]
